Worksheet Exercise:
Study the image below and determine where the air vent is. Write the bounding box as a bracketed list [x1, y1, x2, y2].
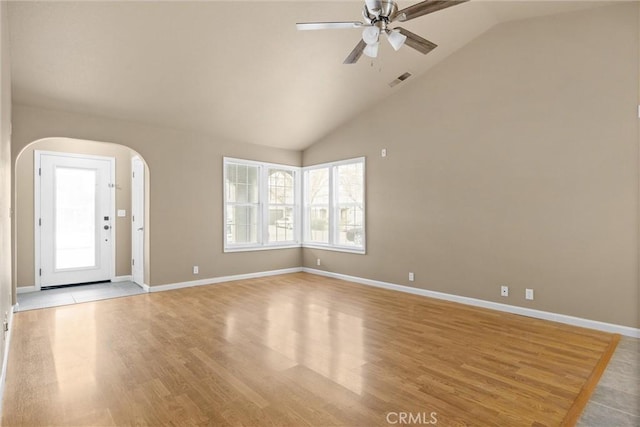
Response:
[389, 72, 412, 88]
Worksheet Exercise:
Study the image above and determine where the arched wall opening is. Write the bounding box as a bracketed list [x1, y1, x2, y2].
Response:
[13, 137, 150, 297]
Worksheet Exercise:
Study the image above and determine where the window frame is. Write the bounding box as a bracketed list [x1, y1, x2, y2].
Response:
[223, 157, 301, 252]
[303, 167, 330, 246]
[302, 157, 366, 254]
[266, 167, 298, 245]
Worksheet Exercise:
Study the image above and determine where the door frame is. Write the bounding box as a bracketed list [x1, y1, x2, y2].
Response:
[131, 156, 145, 286]
[34, 150, 117, 290]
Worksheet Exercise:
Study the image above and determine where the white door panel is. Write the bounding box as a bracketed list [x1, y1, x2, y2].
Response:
[37, 151, 115, 287]
[131, 157, 145, 286]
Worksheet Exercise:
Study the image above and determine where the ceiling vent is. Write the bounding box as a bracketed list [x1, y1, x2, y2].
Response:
[389, 72, 411, 87]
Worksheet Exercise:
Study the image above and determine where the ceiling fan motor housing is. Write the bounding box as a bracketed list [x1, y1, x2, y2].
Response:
[363, 1, 399, 26]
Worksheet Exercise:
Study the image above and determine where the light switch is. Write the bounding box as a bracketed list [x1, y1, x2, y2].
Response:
[117, 209, 126, 217]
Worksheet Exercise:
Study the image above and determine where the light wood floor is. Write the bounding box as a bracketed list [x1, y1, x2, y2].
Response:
[2, 273, 617, 426]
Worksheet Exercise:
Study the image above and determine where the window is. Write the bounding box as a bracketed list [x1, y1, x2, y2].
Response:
[335, 161, 364, 247]
[225, 162, 260, 246]
[224, 158, 299, 251]
[303, 158, 365, 253]
[305, 168, 329, 244]
[268, 169, 296, 243]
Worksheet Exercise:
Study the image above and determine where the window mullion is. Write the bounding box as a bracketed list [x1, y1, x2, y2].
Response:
[303, 171, 308, 242]
[329, 165, 336, 246]
[293, 170, 306, 243]
[261, 166, 268, 246]
[223, 163, 229, 248]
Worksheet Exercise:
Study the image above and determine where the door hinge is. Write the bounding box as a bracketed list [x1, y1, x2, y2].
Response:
[132, 259, 135, 266]
[132, 172, 135, 178]
[38, 168, 41, 176]
[132, 215, 135, 222]
[38, 218, 41, 226]
[39, 268, 42, 276]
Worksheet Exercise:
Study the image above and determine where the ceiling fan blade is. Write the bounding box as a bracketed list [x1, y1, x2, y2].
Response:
[343, 39, 368, 64]
[296, 21, 363, 31]
[395, 27, 437, 54]
[396, 0, 469, 22]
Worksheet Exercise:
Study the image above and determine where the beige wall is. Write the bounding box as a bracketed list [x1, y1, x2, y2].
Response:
[0, 0, 13, 368]
[11, 104, 302, 287]
[15, 138, 135, 287]
[303, 3, 640, 328]
[8, 3, 638, 329]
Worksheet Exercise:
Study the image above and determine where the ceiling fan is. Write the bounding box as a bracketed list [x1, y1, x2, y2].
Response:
[296, 0, 468, 64]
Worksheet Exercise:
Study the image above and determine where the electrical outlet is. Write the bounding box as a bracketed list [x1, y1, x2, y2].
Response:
[193, 266, 199, 275]
[381, 148, 387, 157]
[316, 258, 321, 266]
[501, 285, 509, 297]
[409, 272, 415, 282]
[525, 288, 534, 300]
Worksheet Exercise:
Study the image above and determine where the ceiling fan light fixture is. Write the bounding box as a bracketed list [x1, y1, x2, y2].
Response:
[363, 42, 380, 58]
[362, 26, 381, 45]
[386, 29, 407, 51]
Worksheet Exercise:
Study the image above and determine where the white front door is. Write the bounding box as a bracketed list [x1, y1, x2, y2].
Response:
[37, 151, 115, 288]
[131, 157, 145, 286]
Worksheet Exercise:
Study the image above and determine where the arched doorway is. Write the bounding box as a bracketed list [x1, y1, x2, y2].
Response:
[14, 137, 150, 306]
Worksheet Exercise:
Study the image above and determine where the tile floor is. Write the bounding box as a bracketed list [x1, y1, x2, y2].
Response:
[14, 282, 639, 425]
[15, 281, 146, 312]
[578, 336, 640, 426]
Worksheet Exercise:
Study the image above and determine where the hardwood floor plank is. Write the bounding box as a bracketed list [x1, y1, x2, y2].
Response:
[2, 272, 616, 426]
[189, 347, 270, 409]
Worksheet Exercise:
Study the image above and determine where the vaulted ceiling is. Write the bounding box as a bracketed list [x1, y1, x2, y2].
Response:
[7, 1, 605, 150]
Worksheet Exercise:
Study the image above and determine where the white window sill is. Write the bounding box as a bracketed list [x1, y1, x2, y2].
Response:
[224, 244, 301, 253]
[224, 243, 366, 255]
[302, 243, 366, 255]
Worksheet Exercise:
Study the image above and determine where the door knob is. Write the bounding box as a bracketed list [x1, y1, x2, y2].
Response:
[104, 225, 110, 230]
[137, 227, 144, 231]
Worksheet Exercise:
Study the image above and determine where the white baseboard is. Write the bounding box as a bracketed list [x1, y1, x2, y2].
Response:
[16, 269, 308, 296]
[0, 305, 15, 416]
[303, 268, 640, 338]
[147, 267, 303, 293]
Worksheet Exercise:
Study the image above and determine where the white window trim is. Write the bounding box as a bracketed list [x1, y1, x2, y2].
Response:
[223, 157, 365, 255]
[223, 157, 301, 252]
[302, 157, 366, 254]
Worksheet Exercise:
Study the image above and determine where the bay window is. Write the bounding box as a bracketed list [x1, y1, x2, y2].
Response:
[224, 156, 364, 254]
